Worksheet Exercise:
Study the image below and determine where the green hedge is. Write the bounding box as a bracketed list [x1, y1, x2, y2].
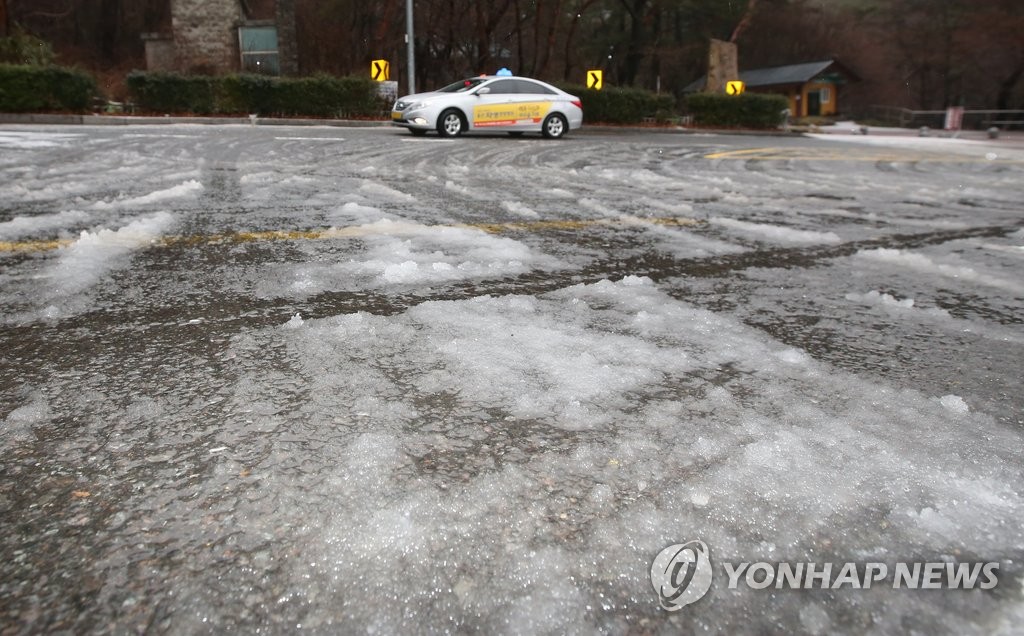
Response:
[684, 92, 789, 129]
[557, 83, 676, 124]
[0, 64, 97, 112]
[126, 72, 216, 114]
[126, 71, 381, 118]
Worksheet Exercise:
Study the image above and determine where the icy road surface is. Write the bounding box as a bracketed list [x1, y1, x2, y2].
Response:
[1, 124, 1022, 634]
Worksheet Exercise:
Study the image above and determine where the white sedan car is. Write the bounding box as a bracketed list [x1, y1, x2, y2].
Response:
[391, 76, 583, 139]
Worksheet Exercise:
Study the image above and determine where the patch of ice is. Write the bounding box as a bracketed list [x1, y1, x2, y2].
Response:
[500, 200, 540, 218]
[358, 180, 416, 202]
[637, 196, 694, 215]
[776, 348, 810, 364]
[845, 290, 915, 309]
[42, 211, 176, 301]
[2, 392, 51, 439]
[0, 131, 82, 149]
[546, 188, 575, 199]
[92, 180, 203, 208]
[856, 248, 1024, 295]
[0, 210, 90, 240]
[249, 220, 562, 298]
[224, 275, 1023, 631]
[939, 394, 969, 414]
[710, 217, 842, 244]
[444, 180, 474, 197]
[578, 198, 617, 217]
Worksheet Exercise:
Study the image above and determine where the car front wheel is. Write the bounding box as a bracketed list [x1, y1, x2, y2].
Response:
[541, 113, 567, 139]
[438, 110, 465, 137]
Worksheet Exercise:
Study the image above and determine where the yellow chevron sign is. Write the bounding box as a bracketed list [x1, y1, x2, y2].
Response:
[587, 70, 603, 90]
[726, 80, 745, 95]
[371, 59, 390, 81]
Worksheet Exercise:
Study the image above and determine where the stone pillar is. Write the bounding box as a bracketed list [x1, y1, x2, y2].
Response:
[276, 0, 299, 76]
[706, 39, 739, 94]
[171, 0, 245, 74]
[142, 33, 175, 72]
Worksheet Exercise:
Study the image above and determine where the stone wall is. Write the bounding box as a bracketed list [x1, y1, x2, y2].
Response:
[275, 0, 299, 76]
[171, 0, 245, 74]
[142, 34, 176, 72]
[706, 39, 739, 95]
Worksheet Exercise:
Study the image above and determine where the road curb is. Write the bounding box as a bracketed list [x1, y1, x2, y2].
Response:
[9, 113, 1017, 143]
[0, 112, 801, 136]
[0, 112, 388, 127]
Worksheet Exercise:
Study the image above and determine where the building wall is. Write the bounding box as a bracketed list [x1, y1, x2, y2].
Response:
[275, 0, 299, 75]
[801, 81, 838, 117]
[143, 35, 176, 72]
[171, 0, 245, 74]
[752, 82, 840, 118]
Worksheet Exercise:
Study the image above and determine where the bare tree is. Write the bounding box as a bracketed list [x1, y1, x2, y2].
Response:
[729, 0, 757, 43]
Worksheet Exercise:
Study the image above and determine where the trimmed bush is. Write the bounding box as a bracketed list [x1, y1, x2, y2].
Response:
[271, 74, 379, 118]
[684, 92, 788, 129]
[557, 83, 676, 125]
[219, 73, 277, 114]
[126, 71, 380, 118]
[126, 71, 216, 115]
[0, 64, 97, 112]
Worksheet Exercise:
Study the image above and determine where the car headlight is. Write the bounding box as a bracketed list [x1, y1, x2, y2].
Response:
[410, 100, 432, 110]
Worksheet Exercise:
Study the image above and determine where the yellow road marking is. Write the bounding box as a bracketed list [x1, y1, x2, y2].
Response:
[0, 238, 75, 252]
[0, 216, 704, 254]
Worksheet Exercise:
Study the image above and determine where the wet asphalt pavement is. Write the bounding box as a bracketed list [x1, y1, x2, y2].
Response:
[1, 124, 1022, 634]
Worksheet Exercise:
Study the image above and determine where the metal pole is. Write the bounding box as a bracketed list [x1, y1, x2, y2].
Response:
[406, 0, 416, 95]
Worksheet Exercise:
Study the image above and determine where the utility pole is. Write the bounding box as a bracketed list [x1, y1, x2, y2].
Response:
[405, 0, 415, 94]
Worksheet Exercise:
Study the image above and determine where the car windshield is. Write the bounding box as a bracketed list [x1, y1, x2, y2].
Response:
[437, 78, 489, 93]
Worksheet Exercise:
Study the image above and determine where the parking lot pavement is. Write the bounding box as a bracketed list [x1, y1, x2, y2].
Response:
[1, 124, 1022, 634]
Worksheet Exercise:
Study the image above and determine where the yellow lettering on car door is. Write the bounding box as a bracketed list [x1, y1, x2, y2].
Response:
[474, 102, 551, 127]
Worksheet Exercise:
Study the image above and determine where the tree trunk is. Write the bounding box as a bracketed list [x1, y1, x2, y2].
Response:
[996, 63, 1024, 110]
[619, 0, 648, 86]
[562, 0, 597, 82]
[729, 0, 758, 43]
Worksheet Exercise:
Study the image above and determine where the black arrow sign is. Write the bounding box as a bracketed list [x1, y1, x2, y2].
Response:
[588, 71, 601, 89]
[373, 61, 388, 81]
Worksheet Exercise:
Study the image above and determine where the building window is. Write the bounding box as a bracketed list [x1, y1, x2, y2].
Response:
[239, 26, 279, 75]
[820, 87, 831, 104]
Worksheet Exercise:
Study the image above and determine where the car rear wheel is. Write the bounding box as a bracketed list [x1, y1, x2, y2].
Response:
[541, 113, 567, 139]
[438, 110, 465, 137]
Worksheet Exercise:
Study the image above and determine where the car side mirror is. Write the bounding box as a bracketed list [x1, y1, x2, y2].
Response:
[474, 87, 490, 96]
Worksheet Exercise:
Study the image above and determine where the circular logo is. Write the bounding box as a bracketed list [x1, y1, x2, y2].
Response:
[650, 540, 713, 611]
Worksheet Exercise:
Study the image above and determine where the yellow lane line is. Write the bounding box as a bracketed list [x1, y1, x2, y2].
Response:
[704, 147, 777, 159]
[0, 238, 75, 252]
[0, 216, 705, 254]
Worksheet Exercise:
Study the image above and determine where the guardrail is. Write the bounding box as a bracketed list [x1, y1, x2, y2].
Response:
[867, 106, 1024, 130]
